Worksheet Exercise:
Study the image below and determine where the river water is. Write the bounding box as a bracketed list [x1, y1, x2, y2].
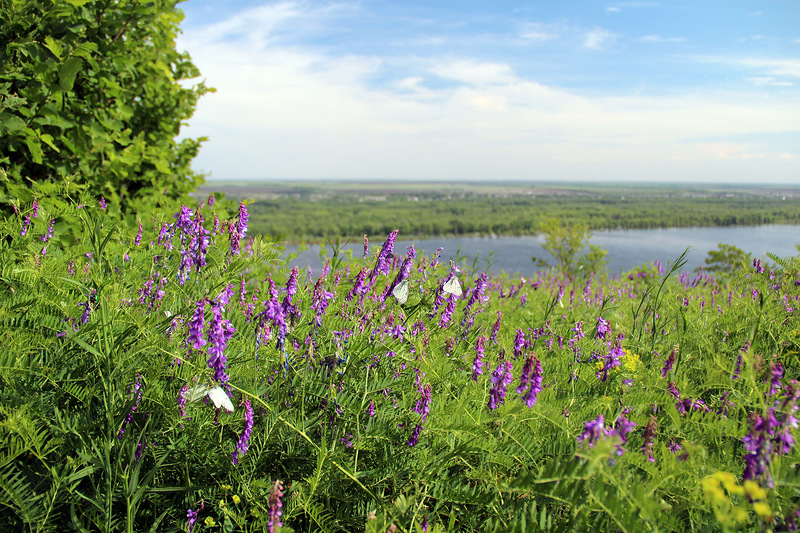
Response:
[281, 225, 800, 276]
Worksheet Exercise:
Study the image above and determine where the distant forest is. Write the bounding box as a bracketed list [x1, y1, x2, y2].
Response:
[199, 182, 800, 242]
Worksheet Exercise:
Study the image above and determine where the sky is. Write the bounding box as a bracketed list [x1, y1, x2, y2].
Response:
[175, 0, 800, 183]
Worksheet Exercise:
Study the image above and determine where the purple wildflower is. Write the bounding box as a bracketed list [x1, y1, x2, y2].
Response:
[311, 276, 334, 327]
[41, 219, 54, 242]
[488, 359, 514, 410]
[753, 258, 765, 273]
[208, 193, 215, 206]
[187, 299, 207, 350]
[134, 220, 142, 246]
[596, 316, 610, 340]
[614, 415, 637, 447]
[236, 202, 249, 239]
[363, 234, 369, 259]
[661, 346, 677, 378]
[232, 397, 254, 464]
[268, 480, 284, 533]
[20, 214, 31, 236]
[641, 416, 657, 462]
[371, 230, 399, 281]
[414, 384, 432, 422]
[99, 196, 107, 210]
[367, 400, 376, 418]
[516, 353, 543, 408]
[472, 336, 486, 381]
[596, 340, 624, 382]
[577, 414, 615, 448]
[118, 375, 143, 438]
[407, 424, 423, 447]
[464, 273, 489, 316]
[32, 198, 39, 217]
[438, 295, 457, 328]
[207, 300, 235, 384]
[187, 508, 199, 532]
[513, 329, 525, 359]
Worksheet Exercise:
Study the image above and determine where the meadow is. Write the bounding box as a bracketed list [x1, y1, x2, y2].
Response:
[1, 186, 799, 532]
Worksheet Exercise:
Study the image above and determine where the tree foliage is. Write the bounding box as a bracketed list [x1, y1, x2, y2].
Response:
[0, 0, 213, 214]
[533, 217, 608, 280]
[698, 243, 753, 274]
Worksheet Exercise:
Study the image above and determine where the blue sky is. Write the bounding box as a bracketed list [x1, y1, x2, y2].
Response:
[176, 0, 799, 183]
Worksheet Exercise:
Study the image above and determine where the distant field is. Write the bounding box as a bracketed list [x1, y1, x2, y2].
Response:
[194, 180, 800, 242]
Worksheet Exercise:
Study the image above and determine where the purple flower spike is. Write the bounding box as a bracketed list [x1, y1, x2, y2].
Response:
[414, 384, 432, 422]
[577, 414, 615, 448]
[268, 480, 284, 533]
[596, 316, 610, 340]
[99, 196, 107, 210]
[641, 416, 657, 462]
[517, 353, 543, 408]
[488, 359, 513, 410]
[20, 214, 31, 236]
[187, 299, 207, 350]
[207, 300, 235, 383]
[661, 346, 677, 378]
[232, 397, 254, 464]
[472, 336, 486, 381]
[236, 202, 249, 239]
[187, 508, 199, 532]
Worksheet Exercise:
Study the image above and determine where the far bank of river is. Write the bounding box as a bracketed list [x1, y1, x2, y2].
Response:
[280, 224, 800, 277]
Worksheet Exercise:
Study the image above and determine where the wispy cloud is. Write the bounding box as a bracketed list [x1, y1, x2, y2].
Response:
[584, 28, 617, 49]
[639, 35, 686, 43]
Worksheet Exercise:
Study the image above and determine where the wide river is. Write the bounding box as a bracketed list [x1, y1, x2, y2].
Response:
[281, 225, 800, 276]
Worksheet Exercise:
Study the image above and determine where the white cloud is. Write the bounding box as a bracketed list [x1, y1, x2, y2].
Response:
[584, 28, 617, 49]
[177, 5, 800, 183]
[606, 6, 620, 13]
[746, 76, 794, 87]
[639, 35, 686, 43]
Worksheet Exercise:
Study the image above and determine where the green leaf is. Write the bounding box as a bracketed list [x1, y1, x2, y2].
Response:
[23, 135, 43, 164]
[0, 112, 27, 134]
[58, 57, 82, 92]
[40, 133, 60, 153]
[43, 36, 63, 60]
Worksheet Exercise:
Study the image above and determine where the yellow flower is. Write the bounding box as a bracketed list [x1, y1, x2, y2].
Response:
[701, 477, 727, 505]
[204, 516, 216, 527]
[714, 471, 743, 496]
[743, 480, 768, 501]
[753, 501, 772, 519]
[232, 494, 241, 505]
[622, 349, 640, 372]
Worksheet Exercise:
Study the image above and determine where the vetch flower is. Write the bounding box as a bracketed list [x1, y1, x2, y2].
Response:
[414, 383, 432, 422]
[187, 299, 207, 350]
[576, 414, 615, 448]
[488, 359, 513, 410]
[187, 508, 199, 532]
[516, 353, 543, 408]
[99, 196, 107, 210]
[661, 346, 677, 378]
[596, 316, 610, 340]
[472, 336, 486, 381]
[41, 218, 54, 242]
[20, 214, 31, 236]
[642, 416, 658, 462]
[207, 299, 236, 384]
[118, 374, 143, 438]
[231, 397, 254, 464]
[513, 329, 525, 359]
[267, 480, 284, 533]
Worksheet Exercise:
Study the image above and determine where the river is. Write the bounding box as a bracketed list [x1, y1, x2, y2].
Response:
[280, 225, 800, 276]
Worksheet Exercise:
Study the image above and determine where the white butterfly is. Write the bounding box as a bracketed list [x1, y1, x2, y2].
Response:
[392, 279, 409, 304]
[443, 276, 462, 297]
[183, 384, 235, 412]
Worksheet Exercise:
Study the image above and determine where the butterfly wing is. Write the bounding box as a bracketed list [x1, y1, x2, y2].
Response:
[207, 387, 235, 412]
[183, 384, 210, 402]
[392, 279, 409, 304]
[443, 276, 463, 297]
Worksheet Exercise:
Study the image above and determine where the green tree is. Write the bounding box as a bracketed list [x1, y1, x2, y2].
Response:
[533, 217, 608, 280]
[0, 0, 213, 214]
[698, 243, 752, 274]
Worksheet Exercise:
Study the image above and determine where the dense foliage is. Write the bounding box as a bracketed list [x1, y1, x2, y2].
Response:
[1, 191, 799, 532]
[242, 193, 800, 242]
[0, 0, 212, 214]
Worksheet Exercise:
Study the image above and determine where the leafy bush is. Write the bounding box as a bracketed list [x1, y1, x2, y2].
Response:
[0, 0, 213, 214]
[1, 196, 799, 532]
